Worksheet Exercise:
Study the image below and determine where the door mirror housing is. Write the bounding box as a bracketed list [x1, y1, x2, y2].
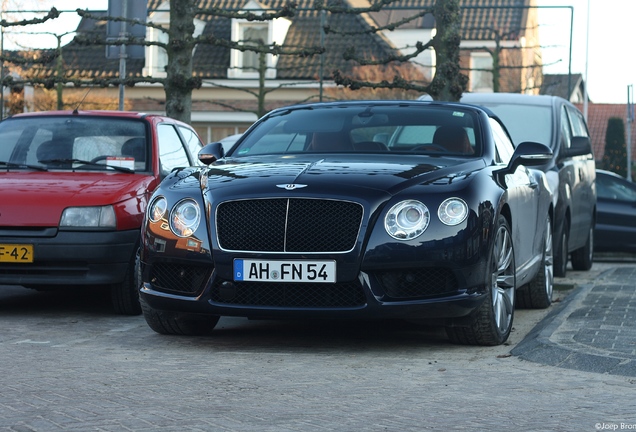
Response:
[495, 141, 552, 187]
[198, 142, 225, 165]
[507, 141, 553, 173]
[560, 136, 592, 159]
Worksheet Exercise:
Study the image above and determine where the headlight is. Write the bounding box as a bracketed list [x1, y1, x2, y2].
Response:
[384, 200, 430, 240]
[169, 199, 201, 237]
[60, 205, 116, 228]
[148, 196, 168, 222]
[438, 198, 468, 226]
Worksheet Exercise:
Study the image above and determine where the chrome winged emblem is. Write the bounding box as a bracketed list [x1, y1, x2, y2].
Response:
[276, 184, 308, 190]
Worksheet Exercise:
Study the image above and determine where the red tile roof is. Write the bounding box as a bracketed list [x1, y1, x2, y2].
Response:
[575, 103, 636, 164]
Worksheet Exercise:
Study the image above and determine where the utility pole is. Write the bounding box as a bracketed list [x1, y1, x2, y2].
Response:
[583, 0, 589, 121]
[107, 0, 147, 111]
[118, 0, 128, 111]
[1, 13, 4, 120]
[627, 84, 633, 182]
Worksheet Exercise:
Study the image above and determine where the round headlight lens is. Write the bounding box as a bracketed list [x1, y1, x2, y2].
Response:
[148, 196, 168, 222]
[438, 198, 468, 226]
[170, 199, 201, 237]
[384, 200, 430, 240]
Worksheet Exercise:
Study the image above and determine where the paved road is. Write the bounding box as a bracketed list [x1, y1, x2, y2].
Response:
[1, 259, 635, 431]
[514, 258, 636, 377]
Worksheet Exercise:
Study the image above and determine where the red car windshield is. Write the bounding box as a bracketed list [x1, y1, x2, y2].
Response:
[0, 116, 148, 172]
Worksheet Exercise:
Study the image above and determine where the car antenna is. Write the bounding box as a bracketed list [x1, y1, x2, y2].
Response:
[73, 88, 92, 114]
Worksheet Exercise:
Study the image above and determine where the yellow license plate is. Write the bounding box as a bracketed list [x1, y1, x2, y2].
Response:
[0, 244, 34, 263]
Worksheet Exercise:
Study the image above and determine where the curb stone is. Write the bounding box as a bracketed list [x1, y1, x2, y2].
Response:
[512, 267, 636, 377]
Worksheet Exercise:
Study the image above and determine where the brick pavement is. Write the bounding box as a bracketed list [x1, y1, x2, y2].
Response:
[512, 265, 636, 377]
[1, 263, 635, 431]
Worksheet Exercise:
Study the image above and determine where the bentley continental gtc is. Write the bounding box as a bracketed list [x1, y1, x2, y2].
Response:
[139, 101, 554, 345]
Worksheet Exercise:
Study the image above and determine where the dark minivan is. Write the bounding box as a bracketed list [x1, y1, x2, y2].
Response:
[460, 93, 596, 277]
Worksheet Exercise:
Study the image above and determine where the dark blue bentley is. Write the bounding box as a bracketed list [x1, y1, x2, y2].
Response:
[138, 101, 554, 346]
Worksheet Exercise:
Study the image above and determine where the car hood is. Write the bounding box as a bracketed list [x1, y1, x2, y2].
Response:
[0, 171, 156, 226]
[204, 155, 486, 198]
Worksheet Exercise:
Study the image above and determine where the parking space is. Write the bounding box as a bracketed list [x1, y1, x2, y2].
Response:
[1, 276, 634, 431]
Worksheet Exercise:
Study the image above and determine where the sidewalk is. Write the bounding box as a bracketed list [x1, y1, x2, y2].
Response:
[512, 256, 636, 377]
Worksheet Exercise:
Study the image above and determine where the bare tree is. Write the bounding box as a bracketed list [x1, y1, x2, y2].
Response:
[72, 0, 319, 123]
[460, 24, 544, 94]
[332, 0, 467, 101]
[0, 0, 468, 121]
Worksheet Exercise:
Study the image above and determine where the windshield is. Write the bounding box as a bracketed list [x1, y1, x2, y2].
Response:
[0, 116, 148, 172]
[231, 104, 482, 157]
[477, 103, 552, 147]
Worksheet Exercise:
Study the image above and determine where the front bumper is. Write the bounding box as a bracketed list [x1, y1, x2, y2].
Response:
[139, 259, 489, 323]
[0, 229, 139, 287]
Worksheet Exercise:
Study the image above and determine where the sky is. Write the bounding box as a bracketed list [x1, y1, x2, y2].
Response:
[536, 0, 635, 104]
[4, 0, 635, 104]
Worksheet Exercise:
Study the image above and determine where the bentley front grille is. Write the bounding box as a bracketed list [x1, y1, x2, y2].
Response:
[375, 268, 459, 299]
[211, 279, 366, 308]
[216, 198, 363, 253]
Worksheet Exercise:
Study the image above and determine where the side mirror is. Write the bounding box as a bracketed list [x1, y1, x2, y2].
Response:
[495, 141, 552, 187]
[198, 142, 225, 165]
[560, 136, 592, 159]
[507, 141, 553, 173]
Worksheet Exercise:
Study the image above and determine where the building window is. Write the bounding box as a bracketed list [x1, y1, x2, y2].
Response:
[229, 22, 275, 79]
[228, 1, 291, 79]
[143, 2, 205, 78]
[241, 25, 269, 73]
[144, 26, 169, 77]
[470, 53, 494, 93]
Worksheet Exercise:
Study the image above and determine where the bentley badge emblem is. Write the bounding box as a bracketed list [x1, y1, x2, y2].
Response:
[276, 184, 308, 190]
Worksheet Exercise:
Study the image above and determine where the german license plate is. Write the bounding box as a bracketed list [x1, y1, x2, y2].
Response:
[0, 244, 34, 263]
[234, 259, 336, 283]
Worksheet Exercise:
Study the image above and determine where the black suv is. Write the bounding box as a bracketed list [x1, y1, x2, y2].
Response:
[460, 93, 596, 277]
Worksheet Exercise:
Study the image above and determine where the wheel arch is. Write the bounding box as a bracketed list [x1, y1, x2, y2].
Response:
[499, 202, 512, 233]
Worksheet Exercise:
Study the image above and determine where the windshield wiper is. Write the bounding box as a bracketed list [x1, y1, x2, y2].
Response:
[0, 160, 48, 171]
[38, 158, 134, 174]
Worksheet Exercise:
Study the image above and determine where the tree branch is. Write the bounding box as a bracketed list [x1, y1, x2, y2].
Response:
[0, 8, 60, 27]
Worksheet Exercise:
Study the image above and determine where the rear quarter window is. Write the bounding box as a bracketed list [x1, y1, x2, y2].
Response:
[489, 118, 514, 164]
[566, 105, 590, 138]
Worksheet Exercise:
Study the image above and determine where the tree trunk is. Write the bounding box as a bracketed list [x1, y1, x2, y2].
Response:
[257, 50, 267, 118]
[164, 0, 196, 123]
[56, 36, 64, 110]
[428, 0, 467, 101]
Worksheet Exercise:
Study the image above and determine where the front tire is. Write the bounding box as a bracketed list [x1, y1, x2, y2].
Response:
[110, 248, 142, 315]
[141, 299, 220, 336]
[517, 215, 553, 309]
[446, 215, 516, 346]
[571, 226, 594, 271]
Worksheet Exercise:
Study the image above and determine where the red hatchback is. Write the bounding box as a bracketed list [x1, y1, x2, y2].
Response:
[0, 110, 204, 314]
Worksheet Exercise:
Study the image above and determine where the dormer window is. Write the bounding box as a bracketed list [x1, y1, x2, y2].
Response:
[143, 1, 204, 78]
[241, 25, 269, 73]
[228, 0, 291, 79]
[144, 24, 169, 77]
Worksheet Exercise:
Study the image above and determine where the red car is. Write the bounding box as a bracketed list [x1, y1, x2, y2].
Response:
[0, 110, 204, 314]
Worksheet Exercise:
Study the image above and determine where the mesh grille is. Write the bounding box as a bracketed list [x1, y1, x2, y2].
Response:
[211, 279, 366, 308]
[150, 263, 211, 296]
[375, 268, 459, 299]
[217, 198, 363, 252]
